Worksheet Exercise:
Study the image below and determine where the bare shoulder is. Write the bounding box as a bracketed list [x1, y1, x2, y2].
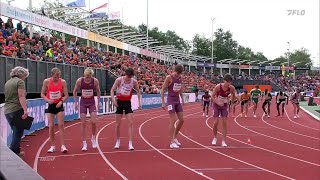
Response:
[61, 79, 67, 84]
[43, 78, 50, 85]
[93, 78, 99, 84]
[230, 85, 236, 91]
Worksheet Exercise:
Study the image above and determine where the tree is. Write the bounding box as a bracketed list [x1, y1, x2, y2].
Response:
[288, 48, 312, 67]
[212, 28, 238, 61]
[138, 24, 190, 52]
[237, 45, 255, 60]
[191, 34, 211, 57]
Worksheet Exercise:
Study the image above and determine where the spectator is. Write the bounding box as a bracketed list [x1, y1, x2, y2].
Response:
[4, 66, 29, 158]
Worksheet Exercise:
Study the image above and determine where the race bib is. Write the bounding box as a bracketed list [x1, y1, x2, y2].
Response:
[49, 91, 61, 100]
[82, 89, 93, 98]
[218, 96, 228, 103]
[167, 105, 173, 111]
[173, 83, 182, 92]
[216, 96, 226, 106]
[120, 86, 131, 96]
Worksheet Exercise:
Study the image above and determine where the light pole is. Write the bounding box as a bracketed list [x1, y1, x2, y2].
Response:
[211, 18, 215, 73]
[146, 0, 149, 50]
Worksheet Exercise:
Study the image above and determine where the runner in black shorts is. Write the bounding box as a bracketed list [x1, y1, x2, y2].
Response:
[41, 68, 69, 153]
[276, 90, 288, 117]
[111, 68, 141, 150]
[262, 89, 272, 118]
[202, 91, 211, 117]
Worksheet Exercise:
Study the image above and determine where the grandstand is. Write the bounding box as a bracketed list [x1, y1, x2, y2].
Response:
[0, 1, 319, 180]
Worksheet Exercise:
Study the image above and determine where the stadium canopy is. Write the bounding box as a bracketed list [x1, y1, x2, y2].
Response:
[37, 6, 279, 65]
[39, 6, 161, 48]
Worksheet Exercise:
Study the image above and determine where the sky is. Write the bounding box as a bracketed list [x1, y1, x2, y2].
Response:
[2, 0, 320, 66]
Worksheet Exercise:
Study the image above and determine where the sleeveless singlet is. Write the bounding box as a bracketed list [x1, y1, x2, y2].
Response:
[46, 78, 63, 104]
[167, 75, 182, 104]
[116, 77, 134, 101]
[80, 78, 95, 105]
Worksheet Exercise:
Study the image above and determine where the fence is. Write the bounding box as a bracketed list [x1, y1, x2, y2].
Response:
[0, 56, 108, 94]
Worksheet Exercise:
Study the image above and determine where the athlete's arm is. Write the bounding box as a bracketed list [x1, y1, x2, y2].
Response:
[286, 93, 290, 104]
[73, 79, 81, 104]
[210, 84, 219, 107]
[179, 84, 184, 105]
[161, 75, 171, 106]
[230, 86, 238, 105]
[133, 79, 141, 109]
[61, 80, 69, 102]
[110, 78, 120, 106]
[40, 79, 52, 104]
[95, 78, 101, 109]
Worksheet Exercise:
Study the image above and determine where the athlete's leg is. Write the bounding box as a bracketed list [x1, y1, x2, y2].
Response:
[262, 101, 267, 114]
[281, 103, 285, 116]
[47, 113, 55, 147]
[56, 111, 67, 152]
[276, 101, 281, 116]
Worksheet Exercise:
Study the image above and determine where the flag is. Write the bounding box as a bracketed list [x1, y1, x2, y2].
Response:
[89, 3, 108, 18]
[108, 11, 121, 20]
[64, 0, 86, 7]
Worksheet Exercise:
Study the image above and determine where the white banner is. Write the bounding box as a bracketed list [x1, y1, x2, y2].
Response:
[311, 67, 320, 70]
[250, 66, 260, 69]
[0, 2, 88, 39]
[216, 64, 230, 68]
[265, 66, 280, 70]
[128, 44, 140, 54]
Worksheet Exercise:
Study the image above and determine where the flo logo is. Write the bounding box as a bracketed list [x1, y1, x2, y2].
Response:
[287, 10, 305, 16]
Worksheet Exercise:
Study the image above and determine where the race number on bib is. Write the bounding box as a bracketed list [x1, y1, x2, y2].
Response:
[173, 83, 182, 92]
[167, 105, 173, 111]
[120, 87, 131, 96]
[82, 89, 93, 98]
[49, 91, 61, 100]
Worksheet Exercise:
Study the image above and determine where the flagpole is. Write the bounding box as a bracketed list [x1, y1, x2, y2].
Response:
[146, 0, 149, 50]
[122, 6, 124, 42]
[87, 0, 91, 46]
[107, 0, 110, 37]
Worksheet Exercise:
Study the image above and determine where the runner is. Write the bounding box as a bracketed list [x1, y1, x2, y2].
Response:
[228, 92, 239, 117]
[110, 68, 141, 151]
[41, 68, 69, 153]
[161, 64, 184, 149]
[262, 89, 272, 118]
[73, 68, 101, 151]
[210, 74, 238, 147]
[250, 85, 262, 118]
[202, 91, 211, 117]
[291, 89, 301, 119]
[276, 90, 289, 117]
[240, 90, 251, 117]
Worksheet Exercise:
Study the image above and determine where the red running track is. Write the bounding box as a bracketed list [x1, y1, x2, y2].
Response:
[20, 101, 320, 180]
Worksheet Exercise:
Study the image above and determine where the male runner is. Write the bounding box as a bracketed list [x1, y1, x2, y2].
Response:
[250, 85, 262, 118]
[73, 68, 101, 151]
[240, 90, 251, 117]
[202, 91, 211, 117]
[276, 90, 289, 117]
[41, 68, 68, 153]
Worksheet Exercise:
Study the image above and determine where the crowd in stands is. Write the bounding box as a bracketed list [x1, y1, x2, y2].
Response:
[0, 18, 216, 94]
[1, 18, 319, 96]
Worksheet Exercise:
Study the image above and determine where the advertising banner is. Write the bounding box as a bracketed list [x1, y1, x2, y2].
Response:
[0, 2, 88, 39]
[265, 66, 280, 70]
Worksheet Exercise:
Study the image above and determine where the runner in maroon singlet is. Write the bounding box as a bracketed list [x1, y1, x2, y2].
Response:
[73, 68, 101, 151]
[161, 64, 184, 149]
[210, 74, 238, 147]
